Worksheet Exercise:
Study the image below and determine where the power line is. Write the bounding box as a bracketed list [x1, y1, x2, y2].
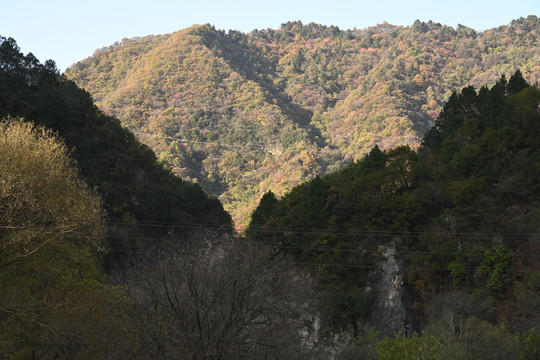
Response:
[3, 224, 535, 274]
[2, 217, 539, 259]
[91, 218, 538, 241]
[106, 248, 528, 275]
[164, 136, 273, 152]
[2, 219, 539, 249]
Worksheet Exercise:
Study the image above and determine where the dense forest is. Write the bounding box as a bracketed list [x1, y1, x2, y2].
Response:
[247, 70, 540, 358]
[65, 16, 540, 227]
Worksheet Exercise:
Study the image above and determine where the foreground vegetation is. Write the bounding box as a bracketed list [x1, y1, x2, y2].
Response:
[0, 120, 306, 357]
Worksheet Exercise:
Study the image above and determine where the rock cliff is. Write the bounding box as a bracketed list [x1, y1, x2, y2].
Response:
[365, 239, 411, 337]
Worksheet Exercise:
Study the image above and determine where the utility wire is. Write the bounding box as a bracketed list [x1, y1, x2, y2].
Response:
[2, 220, 539, 256]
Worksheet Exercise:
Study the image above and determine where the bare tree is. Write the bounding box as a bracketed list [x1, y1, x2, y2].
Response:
[121, 234, 316, 359]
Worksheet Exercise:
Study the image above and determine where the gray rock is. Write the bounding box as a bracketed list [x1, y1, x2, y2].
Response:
[365, 239, 410, 337]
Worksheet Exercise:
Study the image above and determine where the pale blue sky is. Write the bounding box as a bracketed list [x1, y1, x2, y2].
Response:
[1, 0, 538, 71]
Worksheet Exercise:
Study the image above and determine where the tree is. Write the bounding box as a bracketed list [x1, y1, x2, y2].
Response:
[477, 246, 517, 298]
[245, 190, 280, 247]
[121, 236, 316, 359]
[506, 70, 529, 95]
[0, 117, 105, 269]
[0, 118, 133, 359]
[248, 190, 278, 228]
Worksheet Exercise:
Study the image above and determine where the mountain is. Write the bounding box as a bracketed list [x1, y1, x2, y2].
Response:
[0, 36, 233, 256]
[65, 16, 540, 227]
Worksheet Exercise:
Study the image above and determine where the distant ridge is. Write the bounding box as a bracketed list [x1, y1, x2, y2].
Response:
[66, 16, 540, 227]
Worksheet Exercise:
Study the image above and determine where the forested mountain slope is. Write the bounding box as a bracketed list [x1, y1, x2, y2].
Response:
[0, 36, 232, 255]
[66, 16, 540, 227]
[246, 72, 540, 358]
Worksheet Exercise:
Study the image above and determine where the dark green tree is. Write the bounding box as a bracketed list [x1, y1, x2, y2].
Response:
[248, 190, 278, 228]
[506, 69, 529, 95]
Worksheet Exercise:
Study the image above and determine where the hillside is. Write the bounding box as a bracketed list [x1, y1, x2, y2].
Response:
[65, 16, 540, 227]
[246, 72, 540, 357]
[0, 36, 232, 256]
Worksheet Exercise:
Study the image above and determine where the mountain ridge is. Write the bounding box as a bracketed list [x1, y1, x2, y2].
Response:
[65, 16, 540, 227]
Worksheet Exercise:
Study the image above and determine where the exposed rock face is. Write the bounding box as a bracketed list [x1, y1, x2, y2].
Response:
[298, 239, 413, 358]
[365, 239, 410, 337]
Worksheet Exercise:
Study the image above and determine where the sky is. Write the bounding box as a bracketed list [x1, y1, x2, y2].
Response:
[1, 0, 538, 72]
